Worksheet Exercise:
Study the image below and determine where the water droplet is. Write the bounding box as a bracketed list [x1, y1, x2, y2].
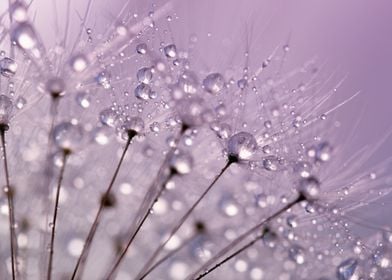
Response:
[177, 71, 198, 94]
[137, 67, 153, 84]
[75, 92, 90, 108]
[203, 73, 225, 94]
[164, 44, 177, 58]
[237, 78, 248, 90]
[10, 2, 28, 22]
[170, 150, 193, 175]
[11, 22, 38, 50]
[96, 71, 111, 89]
[219, 196, 239, 217]
[70, 54, 88, 73]
[136, 43, 147, 55]
[134, 83, 151, 100]
[227, 132, 257, 161]
[262, 156, 279, 171]
[289, 245, 305, 264]
[99, 108, 118, 127]
[53, 122, 84, 151]
[15, 96, 26, 110]
[0, 95, 13, 124]
[287, 215, 298, 228]
[0, 58, 17, 78]
[336, 258, 358, 280]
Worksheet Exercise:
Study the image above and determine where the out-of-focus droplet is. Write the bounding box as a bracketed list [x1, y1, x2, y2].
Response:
[0, 95, 13, 124]
[70, 54, 88, 73]
[75, 92, 90, 108]
[170, 150, 193, 175]
[11, 22, 38, 50]
[46, 77, 66, 97]
[10, 2, 28, 22]
[289, 245, 305, 264]
[53, 122, 84, 151]
[15, 96, 26, 110]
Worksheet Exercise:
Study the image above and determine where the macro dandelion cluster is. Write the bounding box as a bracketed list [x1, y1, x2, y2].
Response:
[0, 0, 391, 279]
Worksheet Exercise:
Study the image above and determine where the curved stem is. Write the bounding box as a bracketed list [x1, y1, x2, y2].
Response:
[135, 159, 234, 279]
[0, 126, 17, 280]
[188, 193, 306, 280]
[70, 131, 135, 280]
[47, 149, 70, 280]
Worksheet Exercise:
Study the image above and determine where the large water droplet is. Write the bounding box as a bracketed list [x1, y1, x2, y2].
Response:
[0, 58, 17, 78]
[164, 44, 177, 58]
[336, 258, 358, 280]
[203, 73, 225, 94]
[53, 122, 84, 151]
[137, 67, 153, 84]
[99, 109, 118, 127]
[134, 84, 151, 100]
[11, 22, 38, 50]
[227, 132, 257, 161]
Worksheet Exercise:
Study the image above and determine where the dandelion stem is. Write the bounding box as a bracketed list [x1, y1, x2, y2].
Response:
[133, 158, 236, 280]
[47, 148, 70, 280]
[70, 130, 136, 280]
[188, 193, 306, 280]
[138, 223, 206, 280]
[105, 168, 177, 279]
[0, 125, 17, 280]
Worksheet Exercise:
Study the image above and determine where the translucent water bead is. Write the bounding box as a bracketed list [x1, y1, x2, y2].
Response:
[0, 58, 18, 78]
[203, 73, 225, 94]
[336, 258, 358, 280]
[298, 176, 320, 200]
[120, 117, 144, 139]
[53, 122, 84, 151]
[227, 132, 258, 161]
[0, 95, 13, 125]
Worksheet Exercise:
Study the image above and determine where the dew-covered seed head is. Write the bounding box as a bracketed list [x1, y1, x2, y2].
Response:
[53, 122, 84, 151]
[298, 176, 320, 201]
[0, 57, 18, 78]
[227, 132, 257, 161]
[203, 73, 225, 94]
[120, 117, 144, 139]
[0, 95, 13, 125]
[176, 97, 207, 128]
[170, 150, 193, 175]
[46, 77, 66, 97]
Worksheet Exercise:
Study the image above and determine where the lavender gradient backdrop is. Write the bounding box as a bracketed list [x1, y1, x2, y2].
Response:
[21, 0, 392, 225]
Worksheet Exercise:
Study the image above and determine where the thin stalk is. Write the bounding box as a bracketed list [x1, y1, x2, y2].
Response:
[0, 125, 17, 280]
[47, 148, 70, 280]
[136, 158, 236, 279]
[105, 169, 177, 279]
[138, 224, 205, 280]
[70, 131, 136, 280]
[188, 193, 306, 280]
